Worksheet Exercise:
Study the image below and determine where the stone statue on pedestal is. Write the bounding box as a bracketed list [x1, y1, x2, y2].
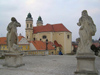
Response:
[77, 10, 96, 54]
[7, 17, 21, 52]
[75, 10, 98, 75]
[3, 17, 24, 67]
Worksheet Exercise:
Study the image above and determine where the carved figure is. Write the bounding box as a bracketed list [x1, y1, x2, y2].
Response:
[7, 17, 21, 51]
[77, 10, 96, 53]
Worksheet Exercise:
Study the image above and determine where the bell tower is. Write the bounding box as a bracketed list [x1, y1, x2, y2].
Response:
[25, 13, 33, 41]
[37, 16, 43, 26]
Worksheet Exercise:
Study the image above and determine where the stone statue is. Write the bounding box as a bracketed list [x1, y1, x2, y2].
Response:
[75, 10, 98, 75]
[77, 10, 96, 54]
[7, 17, 21, 52]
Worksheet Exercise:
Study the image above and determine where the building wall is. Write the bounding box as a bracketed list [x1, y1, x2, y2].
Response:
[37, 21, 43, 26]
[0, 45, 8, 50]
[55, 47, 61, 55]
[26, 21, 33, 28]
[30, 43, 36, 50]
[48, 50, 56, 55]
[53, 32, 65, 54]
[64, 32, 72, 54]
[0, 44, 29, 51]
[53, 32, 72, 54]
[32, 31, 72, 54]
[19, 44, 30, 51]
[26, 20, 33, 41]
[33, 32, 53, 42]
[18, 38, 29, 44]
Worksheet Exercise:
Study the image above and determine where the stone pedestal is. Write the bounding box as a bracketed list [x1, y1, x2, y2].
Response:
[3, 53, 25, 68]
[75, 53, 98, 75]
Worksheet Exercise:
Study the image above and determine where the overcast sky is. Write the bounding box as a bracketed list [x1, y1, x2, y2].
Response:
[0, 0, 100, 41]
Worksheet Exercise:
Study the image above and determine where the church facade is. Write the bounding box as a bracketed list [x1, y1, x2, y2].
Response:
[25, 13, 72, 54]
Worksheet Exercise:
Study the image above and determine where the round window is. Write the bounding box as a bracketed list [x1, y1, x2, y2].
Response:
[42, 35, 47, 39]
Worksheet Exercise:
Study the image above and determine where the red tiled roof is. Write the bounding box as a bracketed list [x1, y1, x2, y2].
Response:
[0, 37, 7, 45]
[0, 36, 24, 45]
[30, 41, 55, 50]
[33, 23, 71, 34]
[18, 36, 24, 42]
[54, 40, 62, 47]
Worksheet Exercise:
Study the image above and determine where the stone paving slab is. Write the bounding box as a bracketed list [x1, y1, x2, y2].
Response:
[0, 55, 99, 75]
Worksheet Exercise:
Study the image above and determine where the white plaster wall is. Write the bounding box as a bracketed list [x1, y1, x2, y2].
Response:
[18, 38, 29, 44]
[30, 43, 36, 50]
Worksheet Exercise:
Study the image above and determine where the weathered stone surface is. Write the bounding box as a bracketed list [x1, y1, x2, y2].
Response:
[7, 17, 21, 52]
[0, 55, 100, 75]
[3, 53, 24, 67]
[75, 54, 98, 75]
[75, 10, 99, 75]
[77, 10, 96, 54]
[4, 17, 24, 67]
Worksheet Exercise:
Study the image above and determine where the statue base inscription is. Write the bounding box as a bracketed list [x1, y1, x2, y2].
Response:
[74, 53, 98, 75]
[3, 53, 25, 68]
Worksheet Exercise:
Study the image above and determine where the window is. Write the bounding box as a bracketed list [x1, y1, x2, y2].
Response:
[40, 39, 41, 41]
[27, 24, 28, 28]
[42, 35, 47, 39]
[33, 38, 35, 41]
[27, 36, 28, 39]
[30, 24, 32, 28]
[67, 35, 69, 39]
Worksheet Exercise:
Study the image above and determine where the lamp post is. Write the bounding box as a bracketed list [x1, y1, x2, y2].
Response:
[46, 39, 48, 50]
[45, 39, 48, 55]
[55, 46, 56, 55]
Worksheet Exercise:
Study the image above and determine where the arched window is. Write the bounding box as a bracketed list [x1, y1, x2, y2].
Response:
[42, 35, 47, 39]
[27, 36, 28, 39]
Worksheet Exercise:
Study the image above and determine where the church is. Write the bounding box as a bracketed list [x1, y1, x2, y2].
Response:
[25, 13, 72, 54]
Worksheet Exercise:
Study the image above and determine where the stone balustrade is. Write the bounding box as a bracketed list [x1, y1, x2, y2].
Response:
[21, 50, 48, 56]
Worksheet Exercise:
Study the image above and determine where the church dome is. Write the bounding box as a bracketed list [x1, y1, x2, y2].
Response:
[37, 16, 42, 21]
[36, 16, 43, 26]
[26, 13, 33, 21]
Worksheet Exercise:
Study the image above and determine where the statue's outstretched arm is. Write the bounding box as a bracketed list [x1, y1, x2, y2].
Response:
[77, 17, 82, 26]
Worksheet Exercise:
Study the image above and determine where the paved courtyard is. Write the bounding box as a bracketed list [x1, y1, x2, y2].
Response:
[0, 55, 100, 75]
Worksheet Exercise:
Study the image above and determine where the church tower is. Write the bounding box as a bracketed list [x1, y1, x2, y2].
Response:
[25, 13, 33, 41]
[36, 16, 43, 26]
